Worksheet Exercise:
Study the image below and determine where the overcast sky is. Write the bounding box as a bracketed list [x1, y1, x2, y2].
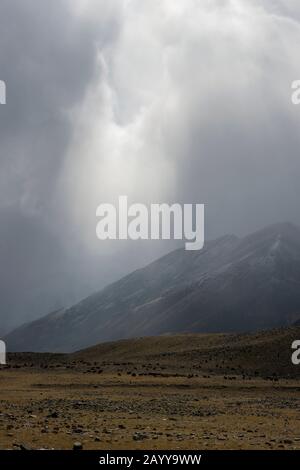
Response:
[0, 0, 300, 333]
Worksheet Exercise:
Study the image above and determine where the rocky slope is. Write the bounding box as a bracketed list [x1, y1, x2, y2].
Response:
[5, 222, 300, 352]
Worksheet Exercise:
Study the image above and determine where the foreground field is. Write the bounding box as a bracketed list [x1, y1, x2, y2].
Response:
[0, 328, 300, 450]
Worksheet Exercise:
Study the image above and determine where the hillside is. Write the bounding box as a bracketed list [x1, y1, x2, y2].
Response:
[6, 222, 300, 352]
[70, 326, 300, 378]
[2, 327, 300, 450]
[7, 326, 300, 379]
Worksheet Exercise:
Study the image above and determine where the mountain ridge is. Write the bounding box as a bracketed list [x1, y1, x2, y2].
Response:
[5, 222, 300, 352]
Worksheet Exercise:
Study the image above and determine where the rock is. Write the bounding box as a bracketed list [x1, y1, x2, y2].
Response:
[19, 443, 32, 451]
[73, 442, 83, 450]
[133, 432, 147, 441]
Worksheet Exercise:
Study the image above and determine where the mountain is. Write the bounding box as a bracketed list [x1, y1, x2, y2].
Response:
[5, 222, 300, 352]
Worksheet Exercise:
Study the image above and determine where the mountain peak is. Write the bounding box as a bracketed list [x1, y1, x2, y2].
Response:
[5, 222, 300, 352]
[259, 222, 300, 240]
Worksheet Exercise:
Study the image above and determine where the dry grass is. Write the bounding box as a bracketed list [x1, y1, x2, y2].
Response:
[1, 327, 300, 450]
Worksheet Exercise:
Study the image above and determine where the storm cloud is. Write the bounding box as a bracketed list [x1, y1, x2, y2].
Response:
[1, 0, 300, 332]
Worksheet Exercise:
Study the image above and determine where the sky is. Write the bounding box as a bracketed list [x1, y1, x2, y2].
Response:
[0, 0, 300, 333]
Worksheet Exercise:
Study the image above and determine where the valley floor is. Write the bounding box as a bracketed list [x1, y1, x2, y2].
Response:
[0, 368, 299, 450]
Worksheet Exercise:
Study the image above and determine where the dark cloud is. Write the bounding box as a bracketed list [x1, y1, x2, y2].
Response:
[1, 0, 300, 332]
[0, 0, 121, 331]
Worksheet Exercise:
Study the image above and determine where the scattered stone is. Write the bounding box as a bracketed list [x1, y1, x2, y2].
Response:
[19, 443, 32, 451]
[73, 442, 83, 451]
[133, 432, 147, 441]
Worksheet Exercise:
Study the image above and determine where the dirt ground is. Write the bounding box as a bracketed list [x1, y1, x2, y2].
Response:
[0, 367, 299, 450]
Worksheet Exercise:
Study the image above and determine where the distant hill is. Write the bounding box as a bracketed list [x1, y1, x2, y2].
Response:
[72, 326, 300, 378]
[5, 222, 300, 352]
[8, 326, 300, 378]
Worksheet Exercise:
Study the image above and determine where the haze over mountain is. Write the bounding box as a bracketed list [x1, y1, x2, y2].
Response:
[5, 222, 300, 353]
